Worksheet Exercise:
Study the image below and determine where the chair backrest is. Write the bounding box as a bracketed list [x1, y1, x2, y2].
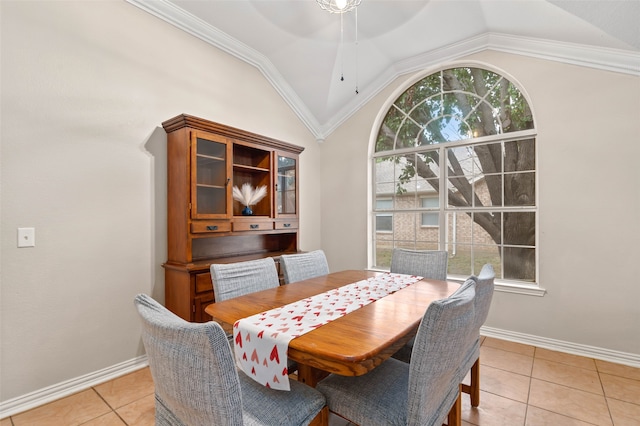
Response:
[390, 248, 448, 280]
[134, 294, 243, 426]
[210, 257, 280, 302]
[280, 250, 330, 284]
[407, 278, 476, 426]
[473, 263, 495, 331]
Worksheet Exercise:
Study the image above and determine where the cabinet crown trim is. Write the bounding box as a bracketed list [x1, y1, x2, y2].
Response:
[162, 114, 305, 154]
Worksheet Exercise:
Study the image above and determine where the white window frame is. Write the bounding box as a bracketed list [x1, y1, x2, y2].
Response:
[368, 64, 545, 297]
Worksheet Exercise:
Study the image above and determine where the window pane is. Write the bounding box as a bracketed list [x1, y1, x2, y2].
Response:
[504, 172, 535, 206]
[396, 120, 421, 149]
[394, 212, 416, 242]
[475, 212, 501, 245]
[376, 214, 392, 232]
[422, 197, 438, 208]
[447, 211, 473, 244]
[472, 245, 502, 278]
[421, 212, 438, 226]
[476, 175, 502, 207]
[426, 115, 471, 143]
[503, 247, 536, 282]
[375, 156, 397, 206]
[505, 139, 535, 172]
[475, 143, 504, 174]
[447, 145, 475, 178]
[372, 66, 536, 286]
[376, 199, 393, 209]
[504, 212, 535, 245]
[447, 244, 472, 277]
[374, 241, 393, 269]
[416, 211, 440, 243]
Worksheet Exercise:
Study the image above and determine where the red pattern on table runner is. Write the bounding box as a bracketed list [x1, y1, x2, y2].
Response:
[233, 272, 423, 390]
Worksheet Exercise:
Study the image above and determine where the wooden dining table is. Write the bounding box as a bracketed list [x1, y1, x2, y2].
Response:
[205, 269, 461, 387]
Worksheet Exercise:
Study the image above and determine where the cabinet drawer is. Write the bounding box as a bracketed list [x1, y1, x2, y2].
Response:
[191, 221, 231, 234]
[232, 218, 274, 232]
[274, 219, 298, 230]
[195, 273, 213, 294]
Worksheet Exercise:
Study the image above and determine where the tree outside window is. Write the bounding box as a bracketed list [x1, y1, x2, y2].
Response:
[372, 67, 537, 283]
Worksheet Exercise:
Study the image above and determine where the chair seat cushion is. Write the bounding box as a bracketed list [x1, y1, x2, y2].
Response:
[240, 372, 326, 426]
[316, 358, 409, 426]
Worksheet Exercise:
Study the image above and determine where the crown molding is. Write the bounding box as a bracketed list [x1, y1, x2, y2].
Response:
[321, 32, 639, 137]
[486, 33, 640, 76]
[127, 0, 639, 141]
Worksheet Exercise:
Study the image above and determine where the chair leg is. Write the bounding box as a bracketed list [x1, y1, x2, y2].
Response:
[460, 357, 481, 407]
[446, 385, 462, 426]
[309, 406, 329, 426]
[469, 358, 480, 407]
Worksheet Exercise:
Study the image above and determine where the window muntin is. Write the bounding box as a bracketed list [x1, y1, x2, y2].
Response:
[372, 67, 536, 284]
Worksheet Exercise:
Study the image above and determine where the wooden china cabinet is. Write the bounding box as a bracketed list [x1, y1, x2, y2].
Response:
[162, 114, 303, 322]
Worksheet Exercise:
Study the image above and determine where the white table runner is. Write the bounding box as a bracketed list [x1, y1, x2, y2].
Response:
[233, 272, 423, 390]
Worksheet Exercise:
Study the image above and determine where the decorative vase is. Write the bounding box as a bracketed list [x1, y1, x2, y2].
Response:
[242, 205, 253, 216]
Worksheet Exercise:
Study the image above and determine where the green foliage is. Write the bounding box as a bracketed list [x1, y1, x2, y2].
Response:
[374, 67, 536, 280]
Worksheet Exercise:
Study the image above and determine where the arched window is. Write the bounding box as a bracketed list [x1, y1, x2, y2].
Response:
[372, 66, 537, 285]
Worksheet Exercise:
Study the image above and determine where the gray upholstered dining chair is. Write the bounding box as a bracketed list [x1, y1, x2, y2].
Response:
[390, 248, 448, 363]
[280, 250, 330, 284]
[134, 294, 328, 426]
[389, 248, 448, 280]
[210, 257, 299, 373]
[210, 257, 280, 302]
[459, 263, 495, 407]
[316, 278, 476, 426]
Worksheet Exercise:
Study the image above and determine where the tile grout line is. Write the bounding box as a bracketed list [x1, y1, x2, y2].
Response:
[596, 369, 616, 426]
[521, 346, 535, 425]
[87, 387, 127, 426]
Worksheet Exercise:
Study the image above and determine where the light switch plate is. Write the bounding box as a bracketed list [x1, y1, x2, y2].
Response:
[18, 227, 35, 248]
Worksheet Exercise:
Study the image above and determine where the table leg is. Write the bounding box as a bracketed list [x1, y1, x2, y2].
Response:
[296, 364, 329, 388]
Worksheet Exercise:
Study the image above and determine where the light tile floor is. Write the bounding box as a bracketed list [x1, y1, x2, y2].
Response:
[2, 337, 639, 425]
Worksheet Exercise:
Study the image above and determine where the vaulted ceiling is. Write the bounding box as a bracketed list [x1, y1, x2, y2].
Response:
[128, 0, 639, 140]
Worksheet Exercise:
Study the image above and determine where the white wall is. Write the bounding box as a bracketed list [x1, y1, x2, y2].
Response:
[2, 0, 639, 410]
[320, 51, 640, 356]
[0, 1, 321, 403]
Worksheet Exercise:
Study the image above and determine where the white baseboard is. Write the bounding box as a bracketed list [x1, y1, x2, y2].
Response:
[481, 326, 640, 368]
[0, 355, 148, 419]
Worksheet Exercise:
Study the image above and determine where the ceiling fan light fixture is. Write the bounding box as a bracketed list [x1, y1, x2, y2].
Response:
[316, 0, 361, 14]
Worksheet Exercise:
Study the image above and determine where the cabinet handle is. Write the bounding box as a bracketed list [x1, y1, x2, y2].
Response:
[250, 224, 259, 229]
[207, 225, 218, 231]
[283, 223, 291, 228]
[225, 178, 230, 186]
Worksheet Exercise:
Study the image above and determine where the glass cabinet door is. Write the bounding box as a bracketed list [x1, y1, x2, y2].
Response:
[276, 154, 297, 216]
[191, 132, 231, 218]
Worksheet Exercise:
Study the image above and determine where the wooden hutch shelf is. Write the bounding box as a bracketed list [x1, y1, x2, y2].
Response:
[162, 114, 303, 322]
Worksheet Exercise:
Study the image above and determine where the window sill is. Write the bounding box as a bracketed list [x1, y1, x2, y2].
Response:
[368, 268, 547, 297]
[494, 281, 546, 297]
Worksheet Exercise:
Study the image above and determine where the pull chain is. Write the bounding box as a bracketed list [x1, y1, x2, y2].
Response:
[355, 6, 359, 94]
[338, 5, 359, 94]
[340, 12, 344, 82]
